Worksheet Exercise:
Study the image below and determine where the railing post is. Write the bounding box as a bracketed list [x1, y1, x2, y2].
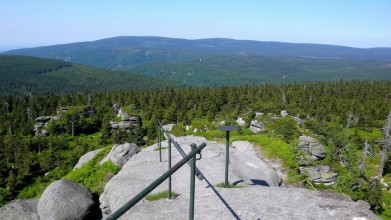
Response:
[158, 124, 162, 162]
[168, 138, 172, 199]
[225, 131, 229, 186]
[189, 143, 196, 220]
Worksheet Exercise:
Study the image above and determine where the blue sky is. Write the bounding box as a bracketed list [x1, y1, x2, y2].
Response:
[0, 0, 390, 51]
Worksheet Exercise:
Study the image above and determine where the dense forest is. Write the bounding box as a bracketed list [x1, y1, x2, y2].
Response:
[0, 55, 177, 96]
[1, 80, 391, 217]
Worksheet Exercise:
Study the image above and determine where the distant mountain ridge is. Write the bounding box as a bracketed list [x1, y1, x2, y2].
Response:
[3, 37, 391, 86]
[5, 36, 391, 62]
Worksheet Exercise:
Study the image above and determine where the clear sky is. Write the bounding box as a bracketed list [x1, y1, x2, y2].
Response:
[1, 0, 390, 51]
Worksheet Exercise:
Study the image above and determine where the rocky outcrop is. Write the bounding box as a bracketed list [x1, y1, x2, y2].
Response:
[297, 136, 338, 185]
[100, 137, 282, 218]
[100, 143, 138, 167]
[34, 116, 52, 136]
[249, 120, 266, 134]
[300, 165, 338, 185]
[297, 135, 326, 165]
[100, 136, 377, 220]
[118, 121, 131, 129]
[74, 148, 104, 170]
[0, 199, 39, 220]
[111, 108, 141, 131]
[37, 179, 96, 220]
[35, 116, 51, 123]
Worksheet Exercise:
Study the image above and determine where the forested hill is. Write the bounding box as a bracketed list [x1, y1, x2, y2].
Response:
[5, 36, 391, 61]
[0, 55, 178, 96]
[3, 37, 391, 86]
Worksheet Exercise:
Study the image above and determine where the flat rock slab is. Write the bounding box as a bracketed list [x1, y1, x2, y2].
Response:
[101, 136, 378, 220]
[74, 148, 104, 170]
[0, 199, 39, 220]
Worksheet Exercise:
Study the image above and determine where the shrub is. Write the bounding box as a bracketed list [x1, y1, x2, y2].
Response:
[0, 187, 8, 207]
[64, 146, 120, 194]
[171, 124, 186, 136]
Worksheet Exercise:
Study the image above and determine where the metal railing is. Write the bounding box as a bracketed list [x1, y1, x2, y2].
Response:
[107, 142, 206, 220]
[107, 120, 240, 220]
[106, 120, 206, 220]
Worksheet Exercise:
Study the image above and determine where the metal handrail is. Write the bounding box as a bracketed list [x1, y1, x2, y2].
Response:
[157, 120, 204, 180]
[107, 142, 207, 220]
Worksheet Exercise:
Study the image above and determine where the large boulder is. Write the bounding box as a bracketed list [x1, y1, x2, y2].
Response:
[249, 120, 266, 134]
[74, 148, 104, 170]
[0, 199, 39, 220]
[37, 179, 96, 220]
[100, 143, 138, 167]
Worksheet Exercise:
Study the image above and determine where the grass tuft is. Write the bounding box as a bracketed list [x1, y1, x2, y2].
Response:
[145, 190, 180, 201]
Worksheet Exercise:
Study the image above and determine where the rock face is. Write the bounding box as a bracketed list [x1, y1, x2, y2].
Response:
[37, 179, 96, 220]
[34, 116, 52, 136]
[298, 135, 326, 164]
[35, 116, 51, 123]
[74, 148, 104, 170]
[100, 136, 377, 220]
[0, 199, 39, 220]
[249, 120, 266, 134]
[300, 165, 338, 185]
[112, 108, 141, 131]
[297, 136, 338, 185]
[100, 143, 138, 167]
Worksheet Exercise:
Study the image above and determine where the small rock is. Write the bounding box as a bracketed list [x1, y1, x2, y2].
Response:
[281, 110, 288, 118]
[236, 117, 246, 126]
[162, 124, 176, 132]
[255, 112, 264, 117]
